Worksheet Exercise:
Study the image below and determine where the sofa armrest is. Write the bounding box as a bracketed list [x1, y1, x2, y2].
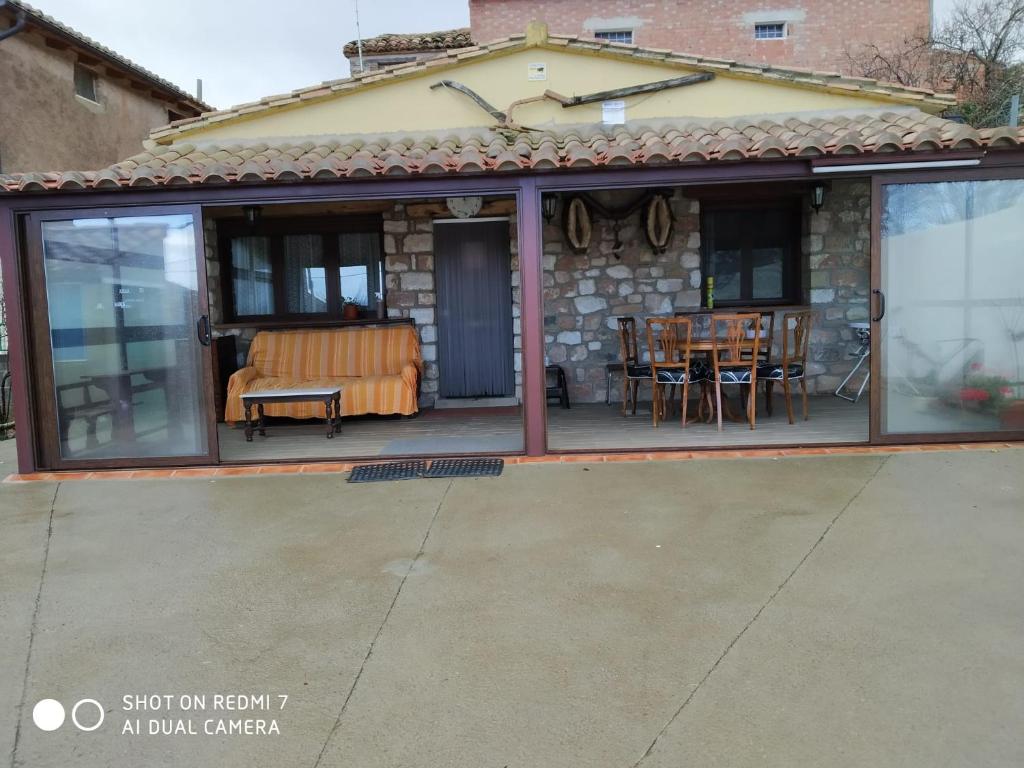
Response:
[400, 362, 420, 396]
[227, 366, 260, 397]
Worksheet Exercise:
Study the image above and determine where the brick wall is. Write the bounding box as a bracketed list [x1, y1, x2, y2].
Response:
[470, 0, 931, 74]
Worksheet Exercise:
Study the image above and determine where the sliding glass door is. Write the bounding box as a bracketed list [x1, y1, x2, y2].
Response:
[28, 208, 218, 468]
[875, 176, 1024, 441]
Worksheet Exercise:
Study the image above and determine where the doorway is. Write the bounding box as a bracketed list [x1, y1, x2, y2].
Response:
[434, 220, 515, 399]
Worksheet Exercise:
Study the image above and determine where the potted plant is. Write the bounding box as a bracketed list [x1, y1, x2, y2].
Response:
[342, 298, 360, 321]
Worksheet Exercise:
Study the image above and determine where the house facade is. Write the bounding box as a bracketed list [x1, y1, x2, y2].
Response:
[469, 0, 932, 73]
[0, 0, 206, 174]
[1, 23, 1022, 476]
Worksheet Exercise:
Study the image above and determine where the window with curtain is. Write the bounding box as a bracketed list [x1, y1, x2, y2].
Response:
[219, 217, 383, 323]
[701, 202, 802, 306]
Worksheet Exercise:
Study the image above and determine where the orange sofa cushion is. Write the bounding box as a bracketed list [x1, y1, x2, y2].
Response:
[224, 325, 421, 423]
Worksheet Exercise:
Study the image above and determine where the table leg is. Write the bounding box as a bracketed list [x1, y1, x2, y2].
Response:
[257, 403, 266, 436]
[244, 401, 254, 442]
[333, 394, 342, 433]
[325, 397, 334, 438]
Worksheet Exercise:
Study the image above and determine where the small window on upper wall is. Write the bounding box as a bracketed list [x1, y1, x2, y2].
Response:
[73, 63, 98, 102]
[594, 29, 634, 44]
[754, 22, 787, 40]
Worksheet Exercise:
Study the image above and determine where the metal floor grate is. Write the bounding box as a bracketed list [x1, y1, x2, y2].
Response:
[422, 458, 504, 478]
[348, 460, 427, 483]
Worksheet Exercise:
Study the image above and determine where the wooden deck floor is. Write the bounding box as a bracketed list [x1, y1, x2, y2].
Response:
[218, 395, 868, 462]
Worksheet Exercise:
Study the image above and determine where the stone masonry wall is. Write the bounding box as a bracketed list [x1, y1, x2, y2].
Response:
[542, 181, 870, 404]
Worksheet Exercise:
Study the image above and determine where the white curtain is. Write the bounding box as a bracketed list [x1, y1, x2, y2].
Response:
[231, 236, 273, 315]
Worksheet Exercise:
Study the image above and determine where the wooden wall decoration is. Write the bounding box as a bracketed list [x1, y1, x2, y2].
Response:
[563, 196, 592, 254]
[643, 194, 674, 254]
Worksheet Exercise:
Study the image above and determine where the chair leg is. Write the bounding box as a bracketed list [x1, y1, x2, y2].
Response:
[783, 379, 795, 424]
[800, 377, 809, 420]
[681, 379, 689, 428]
[621, 373, 629, 416]
[715, 380, 723, 432]
[748, 379, 757, 430]
[631, 380, 639, 416]
[652, 382, 660, 427]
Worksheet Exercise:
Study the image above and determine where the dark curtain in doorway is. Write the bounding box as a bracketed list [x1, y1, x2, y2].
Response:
[434, 221, 514, 398]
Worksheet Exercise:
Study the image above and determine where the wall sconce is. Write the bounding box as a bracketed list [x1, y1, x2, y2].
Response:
[243, 205, 263, 227]
[541, 194, 558, 223]
[811, 183, 825, 214]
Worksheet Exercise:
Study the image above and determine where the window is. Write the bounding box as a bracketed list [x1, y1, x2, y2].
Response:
[594, 29, 633, 44]
[754, 22, 787, 40]
[701, 203, 802, 306]
[219, 217, 384, 323]
[73, 63, 98, 101]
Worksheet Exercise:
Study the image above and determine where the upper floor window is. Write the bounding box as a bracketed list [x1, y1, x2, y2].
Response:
[594, 29, 633, 44]
[73, 63, 98, 102]
[754, 22, 787, 40]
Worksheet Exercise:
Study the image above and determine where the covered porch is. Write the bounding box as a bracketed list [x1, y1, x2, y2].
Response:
[2, 109, 1023, 474]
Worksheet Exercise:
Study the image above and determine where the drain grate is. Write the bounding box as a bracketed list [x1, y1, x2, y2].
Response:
[422, 458, 504, 478]
[348, 460, 427, 483]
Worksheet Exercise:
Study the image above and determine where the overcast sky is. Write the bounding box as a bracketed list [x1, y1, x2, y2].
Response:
[27, 0, 958, 110]
[28, 0, 470, 108]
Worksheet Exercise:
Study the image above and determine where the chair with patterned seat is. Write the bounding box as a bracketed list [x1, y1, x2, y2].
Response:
[616, 316, 653, 415]
[759, 310, 812, 423]
[645, 316, 706, 428]
[709, 313, 762, 431]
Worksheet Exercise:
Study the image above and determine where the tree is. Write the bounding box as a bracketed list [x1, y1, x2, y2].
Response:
[846, 0, 1024, 127]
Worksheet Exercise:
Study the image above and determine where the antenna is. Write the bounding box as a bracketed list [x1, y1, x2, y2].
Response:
[354, 0, 364, 73]
[196, 78, 203, 102]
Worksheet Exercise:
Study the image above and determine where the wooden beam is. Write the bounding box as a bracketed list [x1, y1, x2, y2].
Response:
[562, 73, 714, 107]
[405, 199, 516, 218]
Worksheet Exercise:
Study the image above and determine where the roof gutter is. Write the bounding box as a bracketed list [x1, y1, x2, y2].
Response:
[0, 0, 26, 43]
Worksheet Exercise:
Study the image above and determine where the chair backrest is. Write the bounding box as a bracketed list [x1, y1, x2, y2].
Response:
[617, 317, 641, 366]
[675, 310, 713, 340]
[754, 312, 775, 361]
[645, 317, 695, 374]
[247, 324, 421, 379]
[781, 310, 812, 366]
[710, 313, 762, 371]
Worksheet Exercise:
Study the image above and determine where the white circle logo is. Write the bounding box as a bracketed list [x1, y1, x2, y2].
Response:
[32, 699, 65, 731]
[71, 699, 104, 732]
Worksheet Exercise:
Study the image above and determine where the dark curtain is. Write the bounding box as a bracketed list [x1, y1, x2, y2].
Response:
[435, 221, 514, 397]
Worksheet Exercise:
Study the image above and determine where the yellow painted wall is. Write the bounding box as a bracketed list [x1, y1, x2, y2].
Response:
[172, 47, 912, 143]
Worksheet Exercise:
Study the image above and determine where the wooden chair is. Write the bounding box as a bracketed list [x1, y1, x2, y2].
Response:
[760, 310, 812, 423]
[645, 317, 705, 428]
[616, 317, 652, 415]
[709, 313, 762, 431]
[753, 312, 775, 363]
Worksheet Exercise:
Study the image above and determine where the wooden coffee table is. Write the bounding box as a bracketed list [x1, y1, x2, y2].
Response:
[241, 387, 342, 442]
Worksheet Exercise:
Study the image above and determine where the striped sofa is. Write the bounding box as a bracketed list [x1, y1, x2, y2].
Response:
[224, 325, 421, 423]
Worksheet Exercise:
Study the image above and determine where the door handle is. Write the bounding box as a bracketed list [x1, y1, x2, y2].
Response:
[871, 289, 885, 322]
[196, 315, 212, 346]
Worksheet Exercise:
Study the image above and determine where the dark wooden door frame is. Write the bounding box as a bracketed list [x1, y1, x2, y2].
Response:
[869, 166, 1024, 445]
[22, 204, 221, 470]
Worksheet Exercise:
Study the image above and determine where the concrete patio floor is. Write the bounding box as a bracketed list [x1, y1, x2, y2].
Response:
[1, 440, 1022, 767]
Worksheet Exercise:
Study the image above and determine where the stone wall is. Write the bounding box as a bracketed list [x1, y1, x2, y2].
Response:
[542, 182, 871, 404]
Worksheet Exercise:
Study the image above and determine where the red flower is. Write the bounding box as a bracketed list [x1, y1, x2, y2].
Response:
[970, 362, 983, 371]
[959, 387, 990, 402]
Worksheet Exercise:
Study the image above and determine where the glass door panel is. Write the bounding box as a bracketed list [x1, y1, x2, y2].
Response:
[39, 213, 214, 462]
[879, 179, 1024, 438]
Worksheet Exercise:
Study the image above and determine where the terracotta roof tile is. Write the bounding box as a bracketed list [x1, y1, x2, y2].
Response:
[147, 32, 960, 143]
[3, 109, 1021, 193]
[342, 28, 473, 57]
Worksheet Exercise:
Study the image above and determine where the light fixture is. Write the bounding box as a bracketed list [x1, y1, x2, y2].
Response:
[541, 193, 558, 223]
[811, 158, 982, 174]
[243, 205, 263, 227]
[811, 182, 825, 213]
